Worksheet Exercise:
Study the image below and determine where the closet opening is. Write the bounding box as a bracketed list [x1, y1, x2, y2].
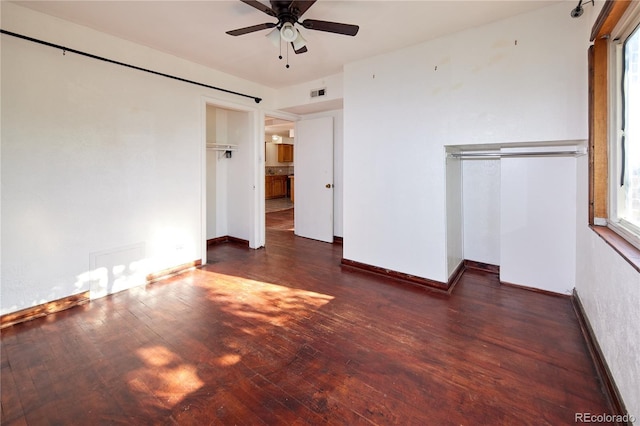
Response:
[445, 142, 585, 295]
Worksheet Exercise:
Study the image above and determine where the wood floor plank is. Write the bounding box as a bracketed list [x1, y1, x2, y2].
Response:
[1, 358, 25, 425]
[0, 210, 614, 424]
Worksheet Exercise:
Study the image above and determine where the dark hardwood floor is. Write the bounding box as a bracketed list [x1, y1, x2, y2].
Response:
[1, 209, 612, 424]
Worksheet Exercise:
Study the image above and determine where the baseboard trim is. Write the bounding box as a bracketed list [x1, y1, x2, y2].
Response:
[341, 258, 464, 294]
[464, 262, 570, 298]
[464, 260, 500, 274]
[146, 259, 202, 284]
[447, 261, 465, 293]
[207, 236, 229, 246]
[1, 260, 203, 329]
[207, 236, 250, 247]
[1, 291, 90, 329]
[500, 280, 571, 298]
[572, 290, 630, 424]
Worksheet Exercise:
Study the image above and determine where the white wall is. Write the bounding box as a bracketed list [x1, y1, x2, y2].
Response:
[445, 156, 463, 276]
[343, 2, 590, 283]
[500, 155, 577, 294]
[0, 3, 272, 314]
[574, 1, 640, 415]
[575, 155, 640, 417]
[226, 109, 254, 242]
[276, 73, 343, 112]
[462, 159, 501, 265]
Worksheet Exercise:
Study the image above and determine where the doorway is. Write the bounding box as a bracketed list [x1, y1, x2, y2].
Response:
[264, 116, 296, 236]
[202, 99, 260, 263]
[263, 115, 336, 244]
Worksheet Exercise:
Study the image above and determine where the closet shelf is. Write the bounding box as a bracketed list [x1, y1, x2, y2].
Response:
[206, 143, 238, 151]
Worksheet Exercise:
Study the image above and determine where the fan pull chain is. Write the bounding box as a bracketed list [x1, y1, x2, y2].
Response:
[275, 34, 289, 69]
[286, 43, 290, 69]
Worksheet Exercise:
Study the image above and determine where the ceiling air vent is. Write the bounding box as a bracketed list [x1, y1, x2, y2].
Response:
[310, 88, 326, 98]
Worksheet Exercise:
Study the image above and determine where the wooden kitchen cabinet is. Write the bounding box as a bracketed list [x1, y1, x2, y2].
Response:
[289, 175, 294, 202]
[277, 144, 294, 163]
[272, 176, 287, 198]
[265, 176, 275, 198]
[265, 175, 288, 199]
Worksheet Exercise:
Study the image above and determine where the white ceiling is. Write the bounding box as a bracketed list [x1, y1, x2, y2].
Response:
[15, 0, 560, 89]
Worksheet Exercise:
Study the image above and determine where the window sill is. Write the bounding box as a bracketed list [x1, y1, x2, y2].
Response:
[590, 225, 640, 273]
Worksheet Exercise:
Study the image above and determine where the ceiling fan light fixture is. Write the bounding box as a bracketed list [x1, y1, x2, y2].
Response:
[292, 30, 307, 51]
[280, 22, 297, 42]
[266, 28, 281, 47]
[228, 0, 361, 67]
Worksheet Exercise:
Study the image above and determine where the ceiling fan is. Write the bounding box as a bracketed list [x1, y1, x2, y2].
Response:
[226, 0, 359, 64]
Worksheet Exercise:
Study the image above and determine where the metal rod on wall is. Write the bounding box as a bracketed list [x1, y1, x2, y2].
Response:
[448, 150, 586, 159]
[0, 29, 263, 104]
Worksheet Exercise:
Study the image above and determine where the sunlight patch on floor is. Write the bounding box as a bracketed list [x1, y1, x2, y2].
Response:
[199, 271, 334, 327]
[129, 345, 204, 407]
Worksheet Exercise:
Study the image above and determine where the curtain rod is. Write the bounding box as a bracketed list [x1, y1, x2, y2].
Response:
[0, 29, 263, 104]
[448, 150, 586, 158]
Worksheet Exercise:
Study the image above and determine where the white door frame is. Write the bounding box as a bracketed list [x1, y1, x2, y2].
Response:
[261, 109, 300, 245]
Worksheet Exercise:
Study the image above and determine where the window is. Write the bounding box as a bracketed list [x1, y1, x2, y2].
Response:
[610, 7, 640, 249]
[589, 0, 640, 266]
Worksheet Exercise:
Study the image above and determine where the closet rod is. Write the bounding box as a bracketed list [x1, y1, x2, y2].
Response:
[0, 29, 263, 104]
[206, 144, 238, 151]
[448, 150, 585, 158]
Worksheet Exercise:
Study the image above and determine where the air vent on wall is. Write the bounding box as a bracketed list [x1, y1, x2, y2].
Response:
[310, 88, 326, 98]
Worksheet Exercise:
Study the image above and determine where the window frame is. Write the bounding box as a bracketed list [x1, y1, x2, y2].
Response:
[608, 4, 640, 250]
[589, 0, 640, 271]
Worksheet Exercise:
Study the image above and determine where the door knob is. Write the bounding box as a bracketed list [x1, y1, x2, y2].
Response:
[325, 183, 332, 188]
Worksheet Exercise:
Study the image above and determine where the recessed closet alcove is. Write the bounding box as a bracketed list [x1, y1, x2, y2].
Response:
[445, 141, 586, 294]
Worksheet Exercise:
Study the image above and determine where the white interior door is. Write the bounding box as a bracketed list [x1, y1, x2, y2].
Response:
[294, 116, 334, 242]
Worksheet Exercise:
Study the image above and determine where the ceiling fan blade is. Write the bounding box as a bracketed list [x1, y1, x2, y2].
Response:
[292, 43, 308, 54]
[226, 22, 277, 36]
[301, 19, 359, 36]
[289, 0, 316, 18]
[240, 0, 277, 17]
